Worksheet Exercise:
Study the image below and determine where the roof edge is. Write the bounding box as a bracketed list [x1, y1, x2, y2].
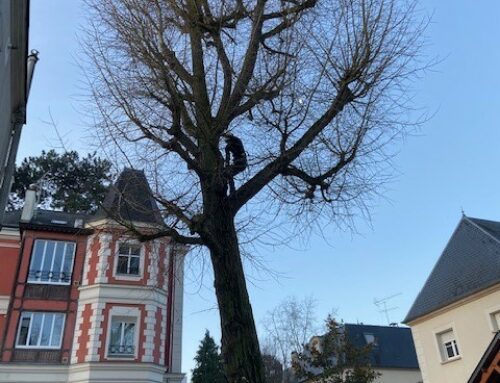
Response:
[403, 215, 467, 323]
[405, 282, 500, 325]
[465, 216, 500, 246]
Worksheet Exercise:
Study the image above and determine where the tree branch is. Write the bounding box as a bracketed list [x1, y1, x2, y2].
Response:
[233, 85, 355, 211]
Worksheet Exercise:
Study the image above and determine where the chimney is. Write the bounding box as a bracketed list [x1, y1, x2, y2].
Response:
[26, 50, 39, 100]
[20, 184, 39, 222]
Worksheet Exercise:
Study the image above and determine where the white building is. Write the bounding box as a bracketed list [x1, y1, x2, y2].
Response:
[404, 215, 500, 383]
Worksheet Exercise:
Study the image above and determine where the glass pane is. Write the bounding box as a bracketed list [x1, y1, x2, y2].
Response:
[63, 243, 75, 271]
[109, 321, 123, 354]
[40, 313, 54, 346]
[28, 241, 45, 281]
[445, 342, 455, 358]
[118, 243, 130, 255]
[453, 340, 459, 356]
[52, 243, 63, 283]
[41, 241, 55, 281]
[29, 313, 43, 346]
[17, 315, 31, 345]
[117, 256, 129, 274]
[123, 322, 135, 354]
[129, 256, 140, 275]
[50, 314, 64, 347]
[129, 245, 141, 256]
[123, 323, 135, 345]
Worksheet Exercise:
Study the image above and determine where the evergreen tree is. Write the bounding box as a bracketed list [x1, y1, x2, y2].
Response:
[192, 331, 226, 383]
[8, 150, 113, 213]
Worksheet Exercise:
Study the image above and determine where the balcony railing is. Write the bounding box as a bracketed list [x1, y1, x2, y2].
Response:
[108, 344, 135, 357]
[24, 284, 70, 300]
[27, 270, 71, 284]
[12, 349, 62, 363]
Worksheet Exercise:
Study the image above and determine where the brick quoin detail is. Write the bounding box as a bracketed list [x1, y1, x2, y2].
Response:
[86, 235, 101, 285]
[76, 304, 93, 363]
[158, 242, 166, 289]
[104, 235, 116, 282]
[153, 307, 162, 364]
[139, 305, 147, 361]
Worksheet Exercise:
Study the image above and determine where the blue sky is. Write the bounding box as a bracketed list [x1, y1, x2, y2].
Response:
[25, 0, 500, 379]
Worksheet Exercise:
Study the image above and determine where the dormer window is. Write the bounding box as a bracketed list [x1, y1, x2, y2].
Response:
[27, 240, 76, 285]
[364, 333, 377, 345]
[116, 242, 142, 277]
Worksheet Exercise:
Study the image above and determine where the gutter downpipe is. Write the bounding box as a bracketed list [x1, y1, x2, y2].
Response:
[0, 50, 39, 229]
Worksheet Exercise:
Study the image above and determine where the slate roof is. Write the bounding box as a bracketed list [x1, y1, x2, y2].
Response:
[2, 209, 90, 233]
[2, 168, 164, 230]
[1, 210, 21, 228]
[93, 168, 164, 226]
[344, 324, 419, 369]
[404, 216, 500, 323]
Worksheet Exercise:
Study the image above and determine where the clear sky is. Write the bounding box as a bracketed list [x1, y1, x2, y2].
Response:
[25, 0, 500, 380]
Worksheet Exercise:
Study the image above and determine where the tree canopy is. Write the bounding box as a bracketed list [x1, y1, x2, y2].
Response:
[9, 150, 113, 213]
[83, 0, 427, 381]
[192, 330, 226, 383]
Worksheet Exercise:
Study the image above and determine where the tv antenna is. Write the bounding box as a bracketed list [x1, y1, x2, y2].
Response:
[374, 293, 401, 325]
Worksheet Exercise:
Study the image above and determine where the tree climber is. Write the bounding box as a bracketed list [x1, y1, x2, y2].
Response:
[222, 132, 247, 195]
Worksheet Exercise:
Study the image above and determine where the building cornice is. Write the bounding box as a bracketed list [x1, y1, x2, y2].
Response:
[0, 228, 20, 241]
[406, 283, 500, 326]
[78, 284, 168, 306]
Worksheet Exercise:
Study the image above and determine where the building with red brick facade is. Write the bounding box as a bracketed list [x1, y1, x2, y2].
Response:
[0, 169, 185, 383]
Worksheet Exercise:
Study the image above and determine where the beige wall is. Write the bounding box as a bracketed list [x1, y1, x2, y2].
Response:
[408, 286, 500, 383]
[376, 368, 422, 383]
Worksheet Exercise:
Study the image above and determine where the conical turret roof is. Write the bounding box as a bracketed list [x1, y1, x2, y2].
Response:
[94, 168, 164, 226]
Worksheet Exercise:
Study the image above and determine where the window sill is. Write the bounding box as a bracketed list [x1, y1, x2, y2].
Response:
[105, 354, 136, 360]
[27, 281, 71, 286]
[441, 355, 461, 365]
[15, 346, 61, 350]
[114, 274, 142, 281]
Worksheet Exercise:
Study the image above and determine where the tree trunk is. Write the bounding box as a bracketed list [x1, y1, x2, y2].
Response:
[206, 211, 266, 383]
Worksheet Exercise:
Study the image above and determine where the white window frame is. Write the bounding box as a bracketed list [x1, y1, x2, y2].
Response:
[490, 310, 500, 332]
[113, 240, 144, 281]
[486, 304, 500, 332]
[435, 327, 461, 363]
[15, 312, 66, 349]
[27, 239, 76, 285]
[104, 306, 141, 359]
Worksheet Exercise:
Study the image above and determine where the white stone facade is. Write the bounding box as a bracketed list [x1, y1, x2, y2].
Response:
[67, 230, 186, 382]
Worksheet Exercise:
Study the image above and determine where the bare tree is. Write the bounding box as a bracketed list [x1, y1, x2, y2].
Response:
[262, 296, 319, 372]
[82, 0, 426, 381]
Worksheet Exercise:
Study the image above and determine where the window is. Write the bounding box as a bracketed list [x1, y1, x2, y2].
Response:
[28, 240, 76, 284]
[364, 333, 377, 345]
[437, 329, 460, 361]
[116, 242, 141, 276]
[108, 316, 137, 357]
[16, 312, 65, 349]
[491, 311, 500, 331]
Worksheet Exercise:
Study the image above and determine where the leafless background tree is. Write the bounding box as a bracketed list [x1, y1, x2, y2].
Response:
[262, 296, 320, 373]
[82, 0, 427, 381]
